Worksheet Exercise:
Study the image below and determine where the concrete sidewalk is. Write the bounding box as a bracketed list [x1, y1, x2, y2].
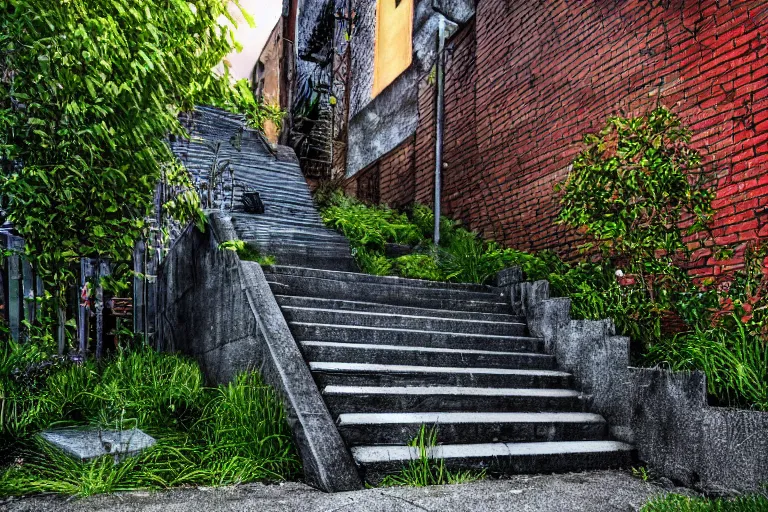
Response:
[1, 470, 675, 512]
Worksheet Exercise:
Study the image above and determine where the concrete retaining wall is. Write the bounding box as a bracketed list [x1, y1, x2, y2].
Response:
[157, 212, 362, 492]
[503, 271, 768, 493]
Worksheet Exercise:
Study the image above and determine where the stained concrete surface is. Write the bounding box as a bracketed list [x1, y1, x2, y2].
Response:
[1, 470, 676, 512]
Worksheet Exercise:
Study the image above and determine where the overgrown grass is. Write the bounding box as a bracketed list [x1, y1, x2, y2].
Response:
[0, 344, 300, 497]
[642, 493, 768, 511]
[319, 192, 543, 285]
[378, 426, 485, 487]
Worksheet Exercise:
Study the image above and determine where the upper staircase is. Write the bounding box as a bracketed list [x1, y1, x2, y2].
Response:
[171, 107, 356, 271]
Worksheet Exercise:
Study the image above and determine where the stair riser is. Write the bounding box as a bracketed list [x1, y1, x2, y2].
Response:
[359, 450, 635, 485]
[264, 257, 358, 273]
[292, 324, 543, 352]
[313, 371, 573, 389]
[271, 281, 510, 313]
[340, 421, 607, 446]
[276, 296, 525, 322]
[284, 309, 527, 336]
[267, 275, 505, 308]
[302, 344, 555, 369]
[325, 394, 584, 415]
[266, 266, 498, 294]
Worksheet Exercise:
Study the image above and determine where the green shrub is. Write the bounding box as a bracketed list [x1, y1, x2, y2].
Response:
[557, 106, 714, 271]
[393, 254, 443, 281]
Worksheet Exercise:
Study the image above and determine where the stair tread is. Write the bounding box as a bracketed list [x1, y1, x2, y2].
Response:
[323, 385, 580, 397]
[310, 362, 570, 376]
[302, 341, 550, 358]
[352, 440, 634, 463]
[337, 411, 605, 425]
[276, 296, 524, 321]
[292, 322, 537, 339]
[284, 306, 526, 326]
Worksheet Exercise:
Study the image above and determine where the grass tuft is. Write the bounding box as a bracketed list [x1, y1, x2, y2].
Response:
[378, 426, 485, 487]
[642, 493, 768, 512]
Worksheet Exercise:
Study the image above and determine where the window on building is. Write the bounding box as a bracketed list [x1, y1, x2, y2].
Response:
[372, 0, 413, 98]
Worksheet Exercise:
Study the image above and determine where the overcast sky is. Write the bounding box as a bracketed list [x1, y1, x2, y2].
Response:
[225, 0, 284, 80]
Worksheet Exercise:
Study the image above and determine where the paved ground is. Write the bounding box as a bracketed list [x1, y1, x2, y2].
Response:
[1, 470, 679, 512]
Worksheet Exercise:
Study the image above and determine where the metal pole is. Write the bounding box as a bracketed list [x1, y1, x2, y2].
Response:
[433, 18, 446, 245]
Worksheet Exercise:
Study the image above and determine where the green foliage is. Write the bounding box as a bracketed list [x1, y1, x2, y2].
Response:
[631, 466, 653, 482]
[392, 254, 443, 281]
[0, 345, 300, 497]
[0, 0, 273, 302]
[218, 240, 276, 266]
[379, 426, 485, 487]
[321, 193, 424, 252]
[557, 106, 714, 318]
[641, 493, 768, 512]
[355, 248, 393, 276]
[319, 193, 523, 284]
[646, 319, 768, 410]
[645, 246, 768, 411]
[558, 106, 714, 264]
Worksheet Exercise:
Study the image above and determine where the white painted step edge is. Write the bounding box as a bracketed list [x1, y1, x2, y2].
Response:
[337, 411, 606, 426]
[309, 362, 570, 377]
[352, 441, 634, 463]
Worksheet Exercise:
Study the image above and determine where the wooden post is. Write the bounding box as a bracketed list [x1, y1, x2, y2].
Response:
[56, 305, 66, 355]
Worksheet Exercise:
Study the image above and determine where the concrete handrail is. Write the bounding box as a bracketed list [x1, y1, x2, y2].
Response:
[158, 212, 362, 492]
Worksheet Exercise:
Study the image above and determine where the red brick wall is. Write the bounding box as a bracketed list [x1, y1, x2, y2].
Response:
[346, 1, 768, 276]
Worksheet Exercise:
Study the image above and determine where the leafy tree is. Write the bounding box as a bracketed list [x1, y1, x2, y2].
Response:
[557, 106, 714, 302]
[0, 0, 275, 327]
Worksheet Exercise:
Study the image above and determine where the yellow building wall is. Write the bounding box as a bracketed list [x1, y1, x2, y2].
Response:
[372, 0, 414, 98]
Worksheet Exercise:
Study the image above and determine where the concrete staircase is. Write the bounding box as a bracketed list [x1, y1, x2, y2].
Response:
[173, 107, 634, 485]
[265, 265, 635, 483]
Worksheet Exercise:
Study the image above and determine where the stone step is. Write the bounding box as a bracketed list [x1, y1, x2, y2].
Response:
[283, 307, 528, 336]
[290, 323, 543, 352]
[301, 342, 555, 369]
[275, 296, 525, 323]
[271, 278, 510, 312]
[267, 266, 499, 294]
[323, 386, 584, 415]
[266, 255, 358, 273]
[310, 363, 573, 389]
[352, 441, 636, 484]
[337, 411, 607, 445]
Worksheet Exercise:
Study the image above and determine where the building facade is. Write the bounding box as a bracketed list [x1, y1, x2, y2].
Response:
[340, 1, 768, 277]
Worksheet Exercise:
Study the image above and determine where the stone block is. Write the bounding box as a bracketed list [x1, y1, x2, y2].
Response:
[41, 428, 155, 462]
[496, 266, 523, 287]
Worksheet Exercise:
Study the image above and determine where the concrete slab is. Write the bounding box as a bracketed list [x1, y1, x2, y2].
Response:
[40, 429, 156, 461]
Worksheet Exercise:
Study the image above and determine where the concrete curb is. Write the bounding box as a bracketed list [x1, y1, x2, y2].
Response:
[157, 212, 363, 492]
[499, 267, 768, 494]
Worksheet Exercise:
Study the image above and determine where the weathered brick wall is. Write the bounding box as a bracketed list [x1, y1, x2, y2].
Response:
[347, 1, 768, 275]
